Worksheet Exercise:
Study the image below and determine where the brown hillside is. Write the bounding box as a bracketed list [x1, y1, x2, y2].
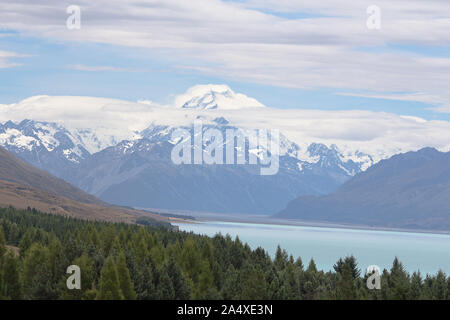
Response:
[0, 179, 168, 224]
[0, 146, 103, 205]
[0, 147, 169, 226]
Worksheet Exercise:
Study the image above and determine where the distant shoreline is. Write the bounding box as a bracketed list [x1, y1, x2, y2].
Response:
[170, 211, 450, 236]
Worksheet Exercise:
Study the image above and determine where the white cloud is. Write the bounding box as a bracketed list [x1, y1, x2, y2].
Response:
[1, 86, 450, 162]
[338, 92, 450, 114]
[2, 0, 450, 111]
[0, 50, 24, 68]
[174, 84, 265, 109]
[66, 64, 134, 72]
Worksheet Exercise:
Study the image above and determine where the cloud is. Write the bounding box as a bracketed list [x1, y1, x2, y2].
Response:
[338, 92, 450, 113]
[1, 87, 450, 162]
[66, 64, 135, 72]
[2, 1, 450, 111]
[0, 50, 25, 68]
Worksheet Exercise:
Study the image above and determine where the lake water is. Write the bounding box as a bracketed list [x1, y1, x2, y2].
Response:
[174, 221, 450, 275]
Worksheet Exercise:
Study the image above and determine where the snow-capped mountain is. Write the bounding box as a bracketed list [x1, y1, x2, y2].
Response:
[175, 84, 265, 110]
[1, 84, 449, 214]
[70, 119, 364, 214]
[0, 120, 91, 177]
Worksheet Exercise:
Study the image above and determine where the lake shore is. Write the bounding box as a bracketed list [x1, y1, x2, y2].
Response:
[171, 211, 450, 236]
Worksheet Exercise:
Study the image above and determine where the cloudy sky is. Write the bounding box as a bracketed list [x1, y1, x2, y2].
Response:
[1, 0, 450, 120]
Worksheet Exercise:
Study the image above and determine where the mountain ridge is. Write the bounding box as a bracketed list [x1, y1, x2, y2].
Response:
[0, 145, 102, 205]
[275, 147, 450, 230]
[1, 84, 449, 216]
[0, 146, 170, 226]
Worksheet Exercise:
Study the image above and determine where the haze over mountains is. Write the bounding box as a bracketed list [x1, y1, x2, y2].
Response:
[276, 148, 450, 230]
[1, 85, 450, 216]
[0, 146, 169, 226]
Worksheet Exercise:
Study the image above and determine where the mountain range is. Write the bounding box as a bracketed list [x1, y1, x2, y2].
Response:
[1, 84, 449, 216]
[276, 147, 450, 230]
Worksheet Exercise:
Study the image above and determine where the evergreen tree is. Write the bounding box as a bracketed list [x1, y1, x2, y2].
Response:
[294, 257, 304, 271]
[0, 251, 21, 299]
[193, 260, 215, 299]
[431, 270, 447, 300]
[116, 251, 137, 300]
[267, 267, 289, 300]
[221, 266, 239, 300]
[48, 237, 68, 292]
[167, 255, 190, 299]
[300, 259, 320, 300]
[133, 256, 157, 300]
[239, 263, 268, 300]
[333, 256, 360, 279]
[282, 260, 301, 299]
[336, 262, 357, 300]
[21, 243, 56, 299]
[96, 256, 124, 300]
[155, 267, 175, 299]
[274, 245, 288, 271]
[409, 271, 423, 300]
[100, 226, 116, 257]
[388, 257, 410, 300]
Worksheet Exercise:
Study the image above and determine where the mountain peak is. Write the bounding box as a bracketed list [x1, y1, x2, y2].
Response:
[175, 84, 265, 110]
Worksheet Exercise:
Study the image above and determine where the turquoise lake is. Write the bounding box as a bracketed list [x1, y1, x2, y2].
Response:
[173, 221, 450, 275]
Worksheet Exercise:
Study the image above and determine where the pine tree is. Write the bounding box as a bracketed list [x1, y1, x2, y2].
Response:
[409, 271, 423, 300]
[282, 260, 301, 299]
[300, 259, 319, 300]
[48, 237, 68, 292]
[420, 274, 434, 299]
[96, 256, 124, 300]
[167, 255, 190, 299]
[156, 267, 175, 299]
[21, 243, 56, 299]
[133, 256, 157, 300]
[239, 263, 268, 300]
[336, 262, 357, 300]
[431, 270, 447, 300]
[221, 265, 239, 300]
[267, 267, 289, 299]
[274, 245, 288, 271]
[0, 251, 21, 299]
[388, 257, 410, 300]
[193, 259, 215, 299]
[307, 258, 318, 273]
[100, 225, 116, 257]
[333, 256, 360, 279]
[294, 257, 304, 271]
[116, 252, 136, 300]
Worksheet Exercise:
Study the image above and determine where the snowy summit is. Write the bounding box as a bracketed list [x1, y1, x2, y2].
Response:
[175, 84, 265, 110]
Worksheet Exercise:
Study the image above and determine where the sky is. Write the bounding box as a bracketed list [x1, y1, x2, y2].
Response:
[1, 0, 450, 120]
